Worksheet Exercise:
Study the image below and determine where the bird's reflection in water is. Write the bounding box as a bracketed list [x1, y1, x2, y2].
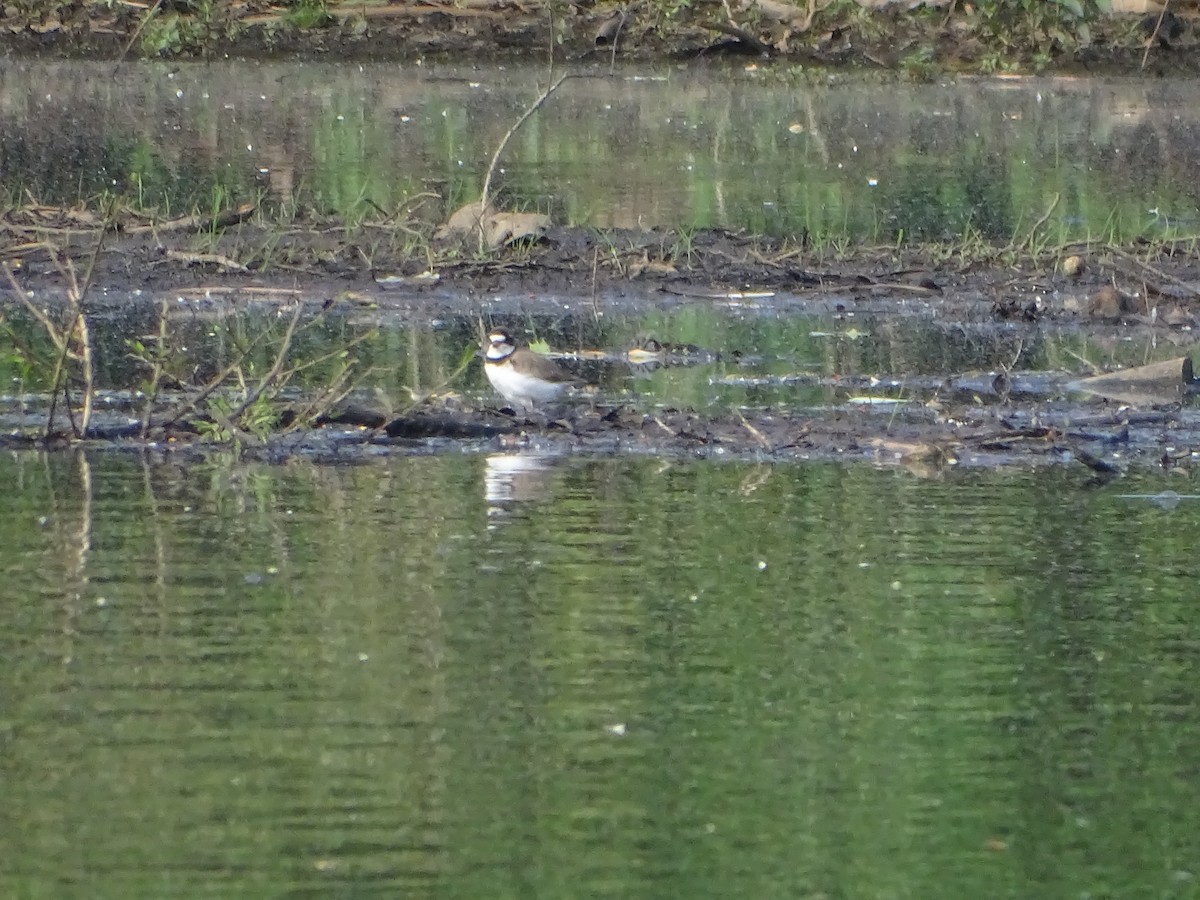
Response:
[484, 453, 563, 525]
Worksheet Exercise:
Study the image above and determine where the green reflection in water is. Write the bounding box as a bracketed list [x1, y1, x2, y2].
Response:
[1, 452, 1199, 898]
[2, 303, 1195, 422]
[3, 61, 1200, 242]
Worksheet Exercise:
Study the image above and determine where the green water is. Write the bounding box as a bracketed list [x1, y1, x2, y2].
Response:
[2, 451, 1199, 898]
[4, 302, 1194, 425]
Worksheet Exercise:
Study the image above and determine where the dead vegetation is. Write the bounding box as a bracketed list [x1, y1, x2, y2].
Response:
[1, 215, 383, 445]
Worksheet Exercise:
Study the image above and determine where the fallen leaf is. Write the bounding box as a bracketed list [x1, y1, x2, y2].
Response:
[436, 200, 495, 239]
[485, 211, 550, 249]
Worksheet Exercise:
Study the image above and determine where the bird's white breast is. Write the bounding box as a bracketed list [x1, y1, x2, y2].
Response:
[486, 362, 567, 405]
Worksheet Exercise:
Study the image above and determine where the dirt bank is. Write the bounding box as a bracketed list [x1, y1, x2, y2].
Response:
[3, 0, 1198, 76]
[7, 209, 1200, 322]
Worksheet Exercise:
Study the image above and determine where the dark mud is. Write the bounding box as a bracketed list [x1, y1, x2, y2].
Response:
[287, 399, 1200, 478]
[10, 212, 1200, 318]
[5, 381, 1196, 478]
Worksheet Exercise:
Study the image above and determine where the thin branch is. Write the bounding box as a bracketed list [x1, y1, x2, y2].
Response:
[140, 298, 171, 437]
[73, 308, 95, 438]
[479, 72, 572, 213]
[275, 330, 378, 381]
[113, 0, 165, 74]
[225, 304, 305, 422]
[61, 209, 111, 438]
[3, 258, 69, 355]
[45, 339, 72, 438]
[1017, 192, 1059, 253]
[159, 320, 284, 428]
[1108, 245, 1200, 299]
[1141, 0, 1171, 70]
[608, 9, 629, 75]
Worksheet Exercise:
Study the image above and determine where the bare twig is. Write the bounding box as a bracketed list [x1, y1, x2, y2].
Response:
[159, 321, 283, 428]
[65, 217, 112, 438]
[46, 336, 73, 438]
[4, 229, 105, 439]
[113, 0, 164, 75]
[1018, 192, 1059, 253]
[139, 298, 171, 438]
[1141, 0, 1171, 70]
[224, 304, 305, 422]
[275, 330, 379, 382]
[590, 247, 601, 321]
[73, 306, 95, 438]
[1108, 245, 1200, 300]
[479, 72, 572, 213]
[608, 7, 630, 75]
[125, 203, 255, 236]
[3, 259, 70, 355]
[736, 411, 772, 450]
[285, 364, 381, 432]
[394, 346, 478, 418]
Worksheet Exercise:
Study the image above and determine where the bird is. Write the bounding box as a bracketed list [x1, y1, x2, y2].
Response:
[483, 329, 576, 410]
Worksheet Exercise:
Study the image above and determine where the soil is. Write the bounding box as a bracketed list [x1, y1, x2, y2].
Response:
[3, 0, 1200, 76]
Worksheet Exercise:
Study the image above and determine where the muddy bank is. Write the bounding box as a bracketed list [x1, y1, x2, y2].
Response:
[1, 307, 1197, 474]
[3, 0, 1198, 76]
[2, 382, 1196, 477]
[294, 397, 1200, 476]
[7, 212, 1200, 331]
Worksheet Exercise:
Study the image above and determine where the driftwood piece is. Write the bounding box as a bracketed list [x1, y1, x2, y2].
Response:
[1072, 356, 1195, 406]
[703, 20, 775, 54]
[384, 413, 518, 439]
[125, 203, 256, 236]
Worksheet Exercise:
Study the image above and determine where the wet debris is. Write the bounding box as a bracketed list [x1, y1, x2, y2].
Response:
[375, 271, 440, 289]
[991, 294, 1044, 321]
[317, 403, 520, 440]
[1071, 446, 1122, 479]
[2, 388, 1196, 472]
[623, 336, 721, 369]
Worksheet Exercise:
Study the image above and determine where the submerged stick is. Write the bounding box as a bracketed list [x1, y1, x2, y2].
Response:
[139, 298, 171, 438]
